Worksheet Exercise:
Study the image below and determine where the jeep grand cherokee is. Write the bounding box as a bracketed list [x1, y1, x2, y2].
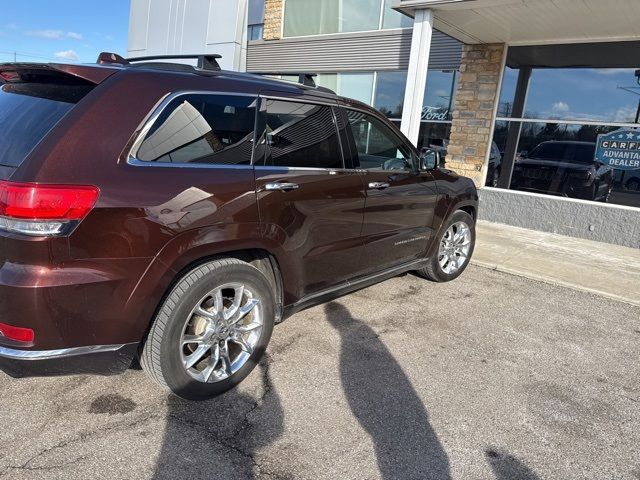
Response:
[0, 54, 478, 400]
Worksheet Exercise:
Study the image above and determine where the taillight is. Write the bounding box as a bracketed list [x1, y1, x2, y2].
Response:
[0, 181, 99, 236]
[0, 321, 35, 343]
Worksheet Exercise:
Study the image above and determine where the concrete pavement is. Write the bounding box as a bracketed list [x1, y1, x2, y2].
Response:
[473, 220, 640, 306]
[0, 266, 638, 479]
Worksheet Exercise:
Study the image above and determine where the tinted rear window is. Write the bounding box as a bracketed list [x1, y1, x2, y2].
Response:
[0, 82, 92, 168]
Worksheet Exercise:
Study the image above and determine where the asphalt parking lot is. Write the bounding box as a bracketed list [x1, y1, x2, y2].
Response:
[0, 265, 638, 480]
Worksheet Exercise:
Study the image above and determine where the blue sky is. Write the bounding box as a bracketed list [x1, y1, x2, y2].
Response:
[0, 0, 131, 64]
[499, 67, 640, 124]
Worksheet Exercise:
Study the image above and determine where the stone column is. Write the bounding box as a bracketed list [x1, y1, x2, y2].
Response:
[263, 0, 284, 40]
[445, 43, 506, 186]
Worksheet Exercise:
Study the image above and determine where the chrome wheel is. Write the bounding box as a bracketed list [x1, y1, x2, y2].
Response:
[180, 283, 263, 383]
[438, 221, 472, 275]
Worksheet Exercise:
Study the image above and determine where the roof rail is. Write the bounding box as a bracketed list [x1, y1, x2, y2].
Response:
[128, 54, 222, 72]
[95, 52, 222, 72]
[251, 71, 335, 94]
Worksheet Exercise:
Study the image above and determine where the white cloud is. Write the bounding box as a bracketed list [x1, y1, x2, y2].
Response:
[592, 68, 635, 76]
[54, 49, 79, 61]
[552, 101, 570, 113]
[612, 105, 637, 123]
[26, 30, 83, 40]
[104, 34, 114, 41]
[28, 29, 65, 39]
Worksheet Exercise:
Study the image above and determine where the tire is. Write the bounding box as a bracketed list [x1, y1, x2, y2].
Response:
[141, 258, 275, 401]
[416, 210, 476, 283]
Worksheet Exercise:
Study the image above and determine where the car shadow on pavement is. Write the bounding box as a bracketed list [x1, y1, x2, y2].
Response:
[325, 301, 452, 480]
[485, 447, 540, 480]
[153, 359, 283, 480]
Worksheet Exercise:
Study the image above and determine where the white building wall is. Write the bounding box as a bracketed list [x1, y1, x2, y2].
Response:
[128, 0, 248, 71]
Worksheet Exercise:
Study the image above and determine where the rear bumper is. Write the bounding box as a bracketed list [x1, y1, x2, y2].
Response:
[0, 342, 139, 378]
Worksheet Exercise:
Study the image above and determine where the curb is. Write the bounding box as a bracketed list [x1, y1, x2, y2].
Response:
[471, 260, 640, 308]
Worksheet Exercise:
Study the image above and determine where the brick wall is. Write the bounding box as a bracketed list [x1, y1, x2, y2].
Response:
[263, 0, 284, 40]
[445, 43, 505, 186]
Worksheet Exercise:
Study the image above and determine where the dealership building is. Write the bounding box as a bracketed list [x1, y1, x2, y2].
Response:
[128, 0, 640, 248]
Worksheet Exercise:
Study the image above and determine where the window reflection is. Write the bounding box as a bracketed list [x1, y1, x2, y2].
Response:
[347, 110, 412, 171]
[491, 120, 640, 208]
[137, 95, 257, 165]
[283, 0, 411, 36]
[260, 100, 343, 169]
[498, 67, 640, 124]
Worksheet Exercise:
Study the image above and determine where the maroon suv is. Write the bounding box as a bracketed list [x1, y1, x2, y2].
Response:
[0, 54, 478, 400]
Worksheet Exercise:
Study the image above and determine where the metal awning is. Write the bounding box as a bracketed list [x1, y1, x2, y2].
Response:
[394, 0, 640, 46]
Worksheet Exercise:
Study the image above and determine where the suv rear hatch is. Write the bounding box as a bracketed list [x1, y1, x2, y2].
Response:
[0, 63, 119, 180]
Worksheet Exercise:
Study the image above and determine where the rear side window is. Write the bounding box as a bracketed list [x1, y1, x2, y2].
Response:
[257, 99, 343, 169]
[135, 94, 257, 165]
[0, 82, 91, 168]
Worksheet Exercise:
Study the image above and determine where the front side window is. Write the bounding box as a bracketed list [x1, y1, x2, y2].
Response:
[258, 99, 343, 169]
[346, 110, 413, 171]
[136, 94, 257, 165]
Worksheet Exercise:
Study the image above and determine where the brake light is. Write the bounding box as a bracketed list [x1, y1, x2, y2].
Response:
[0, 322, 35, 343]
[0, 181, 99, 236]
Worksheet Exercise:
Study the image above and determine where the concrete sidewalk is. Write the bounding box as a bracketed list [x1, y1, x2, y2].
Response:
[472, 220, 640, 307]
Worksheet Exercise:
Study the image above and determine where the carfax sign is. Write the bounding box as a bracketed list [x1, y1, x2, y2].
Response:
[595, 129, 640, 170]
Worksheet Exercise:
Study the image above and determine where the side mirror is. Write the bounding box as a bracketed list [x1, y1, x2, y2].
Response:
[519, 150, 528, 158]
[420, 150, 438, 170]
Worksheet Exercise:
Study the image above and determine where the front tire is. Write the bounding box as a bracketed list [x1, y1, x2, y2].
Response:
[141, 258, 275, 400]
[416, 210, 476, 282]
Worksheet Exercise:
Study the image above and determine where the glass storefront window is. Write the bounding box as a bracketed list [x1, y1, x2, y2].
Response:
[491, 120, 640, 207]
[498, 67, 640, 124]
[492, 60, 640, 209]
[422, 70, 457, 122]
[373, 70, 458, 121]
[316, 69, 457, 152]
[283, 0, 412, 37]
[316, 73, 375, 105]
[374, 71, 407, 118]
[382, 0, 413, 29]
[248, 0, 265, 25]
[248, 24, 264, 40]
[497, 67, 519, 117]
[247, 0, 265, 40]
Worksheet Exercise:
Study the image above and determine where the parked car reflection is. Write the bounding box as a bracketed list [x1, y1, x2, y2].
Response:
[510, 141, 613, 202]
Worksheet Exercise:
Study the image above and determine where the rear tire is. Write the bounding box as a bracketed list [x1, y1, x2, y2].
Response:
[416, 210, 476, 282]
[141, 258, 275, 401]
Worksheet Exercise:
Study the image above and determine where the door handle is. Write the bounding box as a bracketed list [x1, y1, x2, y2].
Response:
[264, 182, 300, 191]
[368, 182, 390, 190]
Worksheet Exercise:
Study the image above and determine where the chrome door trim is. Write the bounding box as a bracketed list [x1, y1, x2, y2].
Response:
[265, 182, 300, 191]
[0, 343, 129, 361]
[127, 159, 254, 170]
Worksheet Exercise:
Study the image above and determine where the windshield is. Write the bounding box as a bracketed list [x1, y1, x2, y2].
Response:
[0, 82, 92, 168]
[528, 142, 596, 164]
